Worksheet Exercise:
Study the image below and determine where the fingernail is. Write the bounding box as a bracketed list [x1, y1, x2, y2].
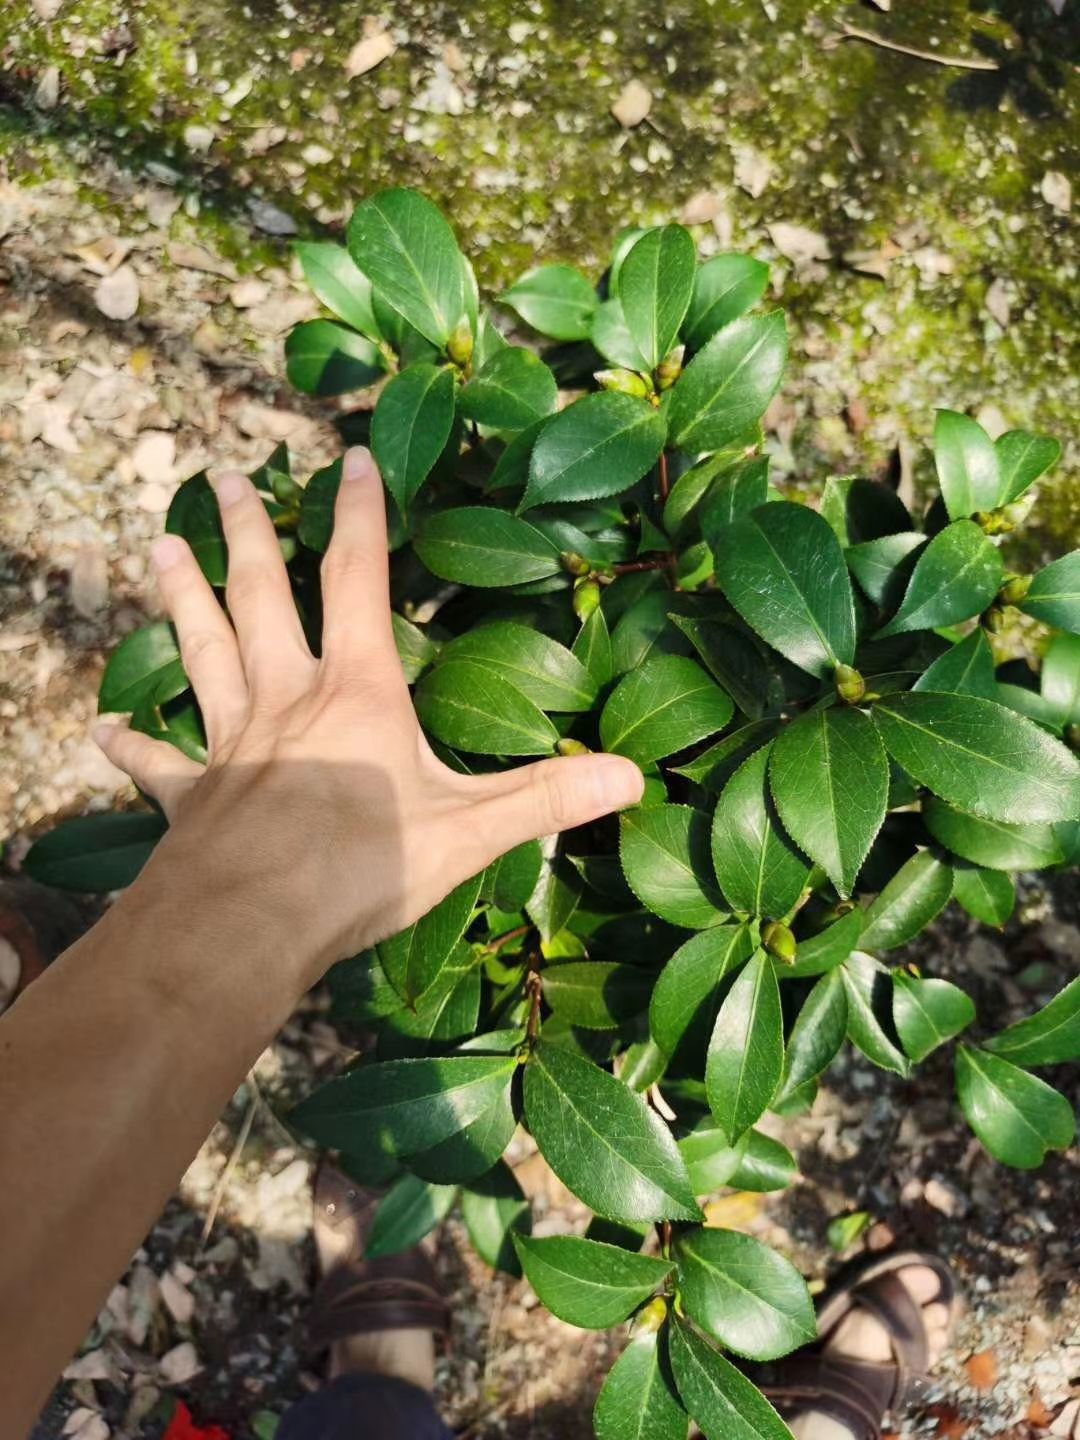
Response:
[92, 720, 117, 749]
[593, 755, 645, 811]
[150, 534, 186, 572]
[211, 470, 247, 508]
[342, 446, 374, 483]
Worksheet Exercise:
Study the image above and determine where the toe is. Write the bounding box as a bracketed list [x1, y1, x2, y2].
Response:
[897, 1263, 941, 1306]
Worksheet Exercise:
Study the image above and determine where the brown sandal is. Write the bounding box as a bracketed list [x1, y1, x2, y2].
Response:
[307, 1162, 450, 1355]
[758, 1250, 957, 1440]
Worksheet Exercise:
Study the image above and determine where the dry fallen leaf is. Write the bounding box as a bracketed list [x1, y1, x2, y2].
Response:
[1041, 170, 1072, 214]
[159, 1341, 201, 1385]
[160, 1270, 195, 1325]
[733, 145, 772, 199]
[63, 1349, 116, 1382]
[768, 222, 830, 266]
[70, 236, 133, 277]
[703, 1192, 765, 1229]
[344, 29, 397, 78]
[95, 265, 140, 321]
[166, 241, 237, 280]
[964, 1349, 998, 1390]
[611, 79, 652, 129]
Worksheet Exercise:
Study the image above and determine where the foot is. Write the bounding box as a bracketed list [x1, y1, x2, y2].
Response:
[790, 1264, 951, 1440]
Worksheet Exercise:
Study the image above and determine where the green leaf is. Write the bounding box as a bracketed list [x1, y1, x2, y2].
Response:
[770, 708, 889, 898]
[572, 606, 614, 689]
[699, 458, 771, 547]
[486, 840, 543, 912]
[594, 1332, 688, 1440]
[523, 1040, 700, 1222]
[668, 313, 787, 453]
[377, 873, 483, 1005]
[371, 363, 456, 514]
[668, 616, 783, 722]
[727, 1130, 798, 1193]
[611, 592, 690, 675]
[872, 692, 1080, 823]
[592, 297, 651, 371]
[678, 1123, 749, 1194]
[673, 719, 783, 792]
[512, 1234, 673, 1328]
[715, 503, 856, 677]
[934, 409, 1003, 520]
[705, 950, 784, 1140]
[365, 1173, 457, 1259]
[501, 264, 597, 341]
[841, 952, 911, 1076]
[846, 533, 926, 609]
[650, 926, 754, 1057]
[527, 847, 584, 941]
[821, 477, 912, 548]
[461, 1163, 531, 1275]
[1020, 551, 1080, 633]
[923, 798, 1065, 870]
[893, 973, 974, 1063]
[860, 851, 953, 951]
[712, 744, 810, 920]
[668, 1316, 793, 1440]
[99, 622, 187, 714]
[620, 806, 728, 929]
[913, 628, 996, 698]
[1041, 634, 1080, 729]
[543, 961, 652, 1030]
[775, 971, 848, 1106]
[996, 430, 1061, 504]
[955, 1045, 1075, 1169]
[683, 255, 770, 352]
[827, 1212, 872, 1252]
[296, 458, 342, 553]
[166, 472, 227, 584]
[458, 347, 558, 431]
[952, 864, 1014, 927]
[23, 810, 167, 891]
[407, 1077, 518, 1185]
[348, 188, 465, 347]
[377, 943, 481, 1058]
[414, 658, 558, 756]
[285, 319, 384, 396]
[130, 693, 207, 765]
[620, 224, 697, 368]
[675, 1228, 816, 1360]
[414, 506, 561, 589]
[985, 975, 1080, 1067]
[787, 907, 864, 979]
[437, 622, 597, 712]
[601, 656, 733, 766]
[393, 613, 439, 684]
[294, 241, 379, 337]
[292, 1053, 517, 1156]
[521, 392, 666, 511]
[876, 521, 1003, 638]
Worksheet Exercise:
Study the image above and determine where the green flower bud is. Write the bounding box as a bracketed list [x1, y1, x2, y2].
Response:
[560, 551, 592, 577]
[998, 573, 1031, 606]
[447, 319, 474, 367]
[270, 470, 304, 508]
[556, 737, 591, 757]
[573, 578, 601, 620]
[984, 604, 1007, 633]
[635, 1297, 668, 1334]
[834, 664, 866, 704]
[277, 535, 298, 564]
[655, 345, 685, 390]
[1001, 493, 1037, 529]
[763, 920, 797, 965]
[595, 367, 650, 398]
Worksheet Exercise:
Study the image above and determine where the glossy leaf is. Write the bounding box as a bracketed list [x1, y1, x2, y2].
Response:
[377, 873, 483, 1005]
[669, 313, 787, 453]
[486, 839, 544, 912]
[620, 224, 697, 368]
[438, 622, 597, 712]
[673, 719, 783, 792]
[527, 847, 584, 941]
[23, 810, 167, 892]
[955, 1045, 1075, 1169]
[683, 254, 770, 352]
[1041, 634, 1080, 729]
[592, 297, 651, 371]
[712, 744, 810, 920]
[893, 973, 974, 1063]
[699, 458, 771, 547]
[934, 409, 1002, 520]
[996, 430, 1061, 504]
[845, 532, 925, 609]
[512, 1234, 673, 1328]
[458, 347, 558, 431]
[99, 623, 187, 714]
[876, 521, 1002, 638]
[985, 975, 1080, 1067]
[787, 907, 864, 979]
[415, 659, 558, 756]
[714, 502, 856, 677]
[378, 943, 481, 1058]
[371, 363, 456, 514]
[294, 241, 379, 336]
[393, 613, 439, 684]
[285, 319, 384, 396]
[523, 1040, 700, 1222]
[675, 1228, 816, 1360]
[841, 952, 911, 1076]
[166, 472, 227, 584]
[501, 263, 597, 341]
[296, 458, 342, 553]
[822, 477, 912, 548]
[572, 607, 614, 689]
[593, 1331, 688, 1440]
[1020, 551, 1080, 633]
[775, 971, 848, 1106]
[923, 798, 1065, 870]
[913, 628, 996, 698]
[951, 864, 1014, 927]
[859, 851, 953, 952]
[678, 1123, 749, 1194]
[770, 707, 889, 898]
[543, 961, 652, 1029]
[414, 507, 561, 587]
[650, 926, 754, 1057]
[705, 950, 784, 1140]
[669, 1317, 793, 1440]
[872, 692, 1080, 824]
[522, 392, 666, 511]
[601, 656, 734, 766]
[366, 1174, 457, 1259]
[407, 1081, 518, 1185]
[620, 806, 728, 929]
[726, 1130, 798, 1193]
[348, 188, 465, 346]
[461, 1163, 531, 1275]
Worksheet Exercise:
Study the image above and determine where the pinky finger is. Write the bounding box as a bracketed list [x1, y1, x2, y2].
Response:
[94, 722, 203, 820]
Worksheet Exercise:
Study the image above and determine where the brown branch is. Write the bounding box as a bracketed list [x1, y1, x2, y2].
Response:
[658, 450, 671, 502]
[836, 22, 999, 71]
[612, 559, 668, 575]
[485, 923, 531, 955]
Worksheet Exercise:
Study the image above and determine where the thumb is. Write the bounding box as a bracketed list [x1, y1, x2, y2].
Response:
[475, 752, 644, 861]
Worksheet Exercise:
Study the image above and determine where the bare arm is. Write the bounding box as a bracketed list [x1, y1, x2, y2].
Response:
[0, 448, 643, 1434]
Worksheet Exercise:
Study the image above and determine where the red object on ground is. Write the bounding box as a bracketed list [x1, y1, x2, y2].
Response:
[162, 1400, 232, 1440]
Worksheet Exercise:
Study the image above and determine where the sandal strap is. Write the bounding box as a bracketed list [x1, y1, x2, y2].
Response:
[847, 1270, 929, 1375]
[306, 1241, 450, 1352]
[762, 1357, 884, 1440]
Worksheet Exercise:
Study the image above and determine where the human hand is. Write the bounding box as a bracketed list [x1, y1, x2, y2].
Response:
[95, 447, 643, 993]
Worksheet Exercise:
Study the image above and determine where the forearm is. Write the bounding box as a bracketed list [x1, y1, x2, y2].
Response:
[0, 843, 314, 1435]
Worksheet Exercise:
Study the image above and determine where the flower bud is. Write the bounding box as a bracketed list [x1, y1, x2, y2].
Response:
[763, 920, 797, 965]
[984, 604, 1006, 633]
[270, 470, 304, 508]
[635, 1297, 668, 1334]
[1002, 493, 1036, 529]
[561, 551, 592, 577]
[656, 345, 685, 390]
[447, 319, 474, 367]
[573, 578, 601, 620]
[595, 367, 650, 398]
[834, 664, 866, 704]
[998, 573, 1031, 606]
[557, 738, 591, 757]
[277, 535, 298, 564]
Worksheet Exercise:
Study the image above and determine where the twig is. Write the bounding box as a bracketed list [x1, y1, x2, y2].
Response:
[484, 922, 531, 955]
[199, 1075, 258, 1247]
[658, 450, 671, 502]
[611, 559, 668, 575]
[837, 22, 999, 71]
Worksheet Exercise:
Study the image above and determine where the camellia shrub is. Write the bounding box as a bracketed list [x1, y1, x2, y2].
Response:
[26, 190, 1080, 1439]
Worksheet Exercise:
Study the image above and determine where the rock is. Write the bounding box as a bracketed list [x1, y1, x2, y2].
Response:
[69, 543, 109, 617]
[64, 1414, 108, 1440]
[681, 190, 723, 225]
[137, 483, 173, 514]
[1041, 170, 1071, 214]
[344, 28, 397, 79]
[229, 277, 269, 309]
[32, 0, 65, 17]
[733, 145, 772, 198]
[63, 1350, 117, 1383]
[132, 431, 177, 485]
[611, 80, 652, 129]
[984, 277, 1011, 328]
[144, 188, 182, 228]
[71, 236, 133, 277]
[159, 1271, 195, 1325]
[923, 1177, 965, 1217]
[768, 222, 830, 266]
[183, 124, 216, 155]
[34, 66, 61, 110]
[159, 1342, 201, 1385]
[247, 198, 298, 236]
[94, 266, 140, 321]
[166, 242, 237, 280]
[301, 144, 334, 166]
[249, 1234, 306, 1294]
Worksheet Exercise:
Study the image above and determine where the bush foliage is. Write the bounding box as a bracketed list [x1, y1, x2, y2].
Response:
[27, 190, 1080, 1438]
